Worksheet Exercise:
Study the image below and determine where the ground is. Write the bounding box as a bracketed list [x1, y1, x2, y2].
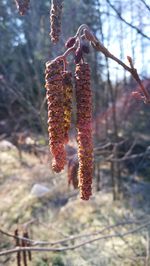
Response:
[0, 137, 150, 266]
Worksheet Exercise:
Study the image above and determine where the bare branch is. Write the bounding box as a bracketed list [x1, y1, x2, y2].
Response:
[106, 0, 150, 40]
[107, 150, 150, 162]
[0, 220, 139, 247]
[0, 221, 150, 256]
[140, 0, 150, 12]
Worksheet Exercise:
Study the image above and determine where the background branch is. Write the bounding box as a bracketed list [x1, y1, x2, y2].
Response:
[140, 0, 150, 12]
[106, 0, 150, 40]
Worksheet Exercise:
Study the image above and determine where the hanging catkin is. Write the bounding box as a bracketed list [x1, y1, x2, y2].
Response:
[14, 0, 30, 15]
[21, 236, 27, 266]
[75, 63, 93, 200]
[23, 232, 32, 262]
[45, 59, 66, 172]
[14, 229, 21, 266]
[50, 0, 63, 43]
[62, 71, 73, 143]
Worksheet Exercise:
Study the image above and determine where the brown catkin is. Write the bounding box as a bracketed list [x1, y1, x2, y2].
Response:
[21, 236, 27, 266]
[50, 0, 63, 43]
[23, 232, 32, 261]
[14, 0, 30, 15]
[14, 229, 21, 266]
[75, 63, 93, 200]
[62, 71, 73, 144]
[45, 59, 66, 172]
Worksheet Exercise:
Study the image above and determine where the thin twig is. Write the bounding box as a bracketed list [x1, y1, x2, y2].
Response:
[0, 220, 141, 247]
[83, 25, 150, 103]
[0, 221, 150, 256]
[90, 39, 150, 103]
[107, 150, 150, 162]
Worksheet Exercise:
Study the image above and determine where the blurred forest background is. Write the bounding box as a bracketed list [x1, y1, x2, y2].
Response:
[0, 0, 150, 265]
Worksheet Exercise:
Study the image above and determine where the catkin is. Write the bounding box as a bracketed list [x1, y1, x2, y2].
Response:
[45, 59, 66, 172]
[50, 0, 63, 43]
[75, 63, 93, 200]
[62, 71, 73, 143]
[21, 236, 27, 266]
[23, 232, 32, 261]
[14, 0, 30, 15]
[14, 229, 21, 266]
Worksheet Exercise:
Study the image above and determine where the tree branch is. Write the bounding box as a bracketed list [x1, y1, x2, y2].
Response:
[88, 33, 150, 103]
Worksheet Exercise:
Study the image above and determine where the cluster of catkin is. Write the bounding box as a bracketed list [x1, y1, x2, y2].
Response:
[50, 0, 64, 43]
[14, 0, 30, 15]
[45, 59, 93, 200]
[45, 59, 72, 173]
